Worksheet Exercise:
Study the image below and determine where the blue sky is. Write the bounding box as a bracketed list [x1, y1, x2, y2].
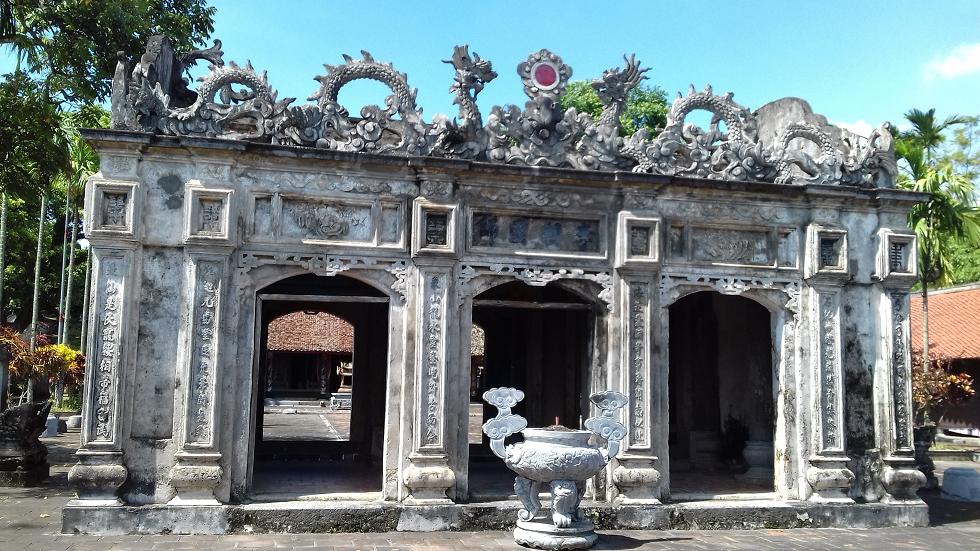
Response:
[5, 1, 980, 135]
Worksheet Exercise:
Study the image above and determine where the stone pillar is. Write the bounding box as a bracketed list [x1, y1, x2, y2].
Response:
[611, 275, 662, 502]
[402, 263, 457, 503]
[802, 224, 854, 501]
[67, 247, 134, 504]
[873, 229, 924, 502]
[610, 212, 663, 502]
[772, 305, 804, 500]
[168, 253, 229, 504]
[69, 176, 141, 505]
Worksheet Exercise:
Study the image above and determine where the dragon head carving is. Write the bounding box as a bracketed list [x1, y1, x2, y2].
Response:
[592, 54, 647, 111]
[446, 44, 497, 97]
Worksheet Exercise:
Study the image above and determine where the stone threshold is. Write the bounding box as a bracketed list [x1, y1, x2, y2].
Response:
[62, 499, 929, 535]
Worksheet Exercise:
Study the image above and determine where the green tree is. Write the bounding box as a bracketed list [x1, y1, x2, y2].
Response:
[947, 239, 980, 285]
[902, 108, 970, 164]
[1, 0, 216, 103]
[0, 1, 215, 405]
[897, 108, 980, 370]
[560, 81, 669, 136]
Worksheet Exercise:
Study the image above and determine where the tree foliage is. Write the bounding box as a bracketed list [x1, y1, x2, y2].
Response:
[895, 109, 980, 287]
[910, 348, 975, 425]
[946, 238, 980, 285]
[0, 72, 69, 197]
[902, 165, 980, 286]
[560, 81, 669, 136]
[1, 0, 216, 103]
[0, 1, 214, 347]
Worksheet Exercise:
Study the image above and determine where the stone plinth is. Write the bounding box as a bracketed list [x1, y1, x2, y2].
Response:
[942, 467, 980, 502]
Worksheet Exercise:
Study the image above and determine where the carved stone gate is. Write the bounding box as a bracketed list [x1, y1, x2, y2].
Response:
[64, 36, 928, 533]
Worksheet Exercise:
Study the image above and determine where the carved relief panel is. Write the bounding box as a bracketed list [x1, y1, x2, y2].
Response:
[412, 199, 458, 256]
[249, 193, 406, 249]
[416, 270, 450, 451]
[182, 258, 224, 449]
[617, 213, 661, 268]
[89, 180, 139, 239]
[875, 229, 917, 283]
[465, 209, 605, 257]
[804, 225, 849, 279]
[623, 279, 651, 448]
[84, 252, 130, 447]
[665, 222, 799, 270]
[185, 186, 233, 243]
[807, 286, 847, 454]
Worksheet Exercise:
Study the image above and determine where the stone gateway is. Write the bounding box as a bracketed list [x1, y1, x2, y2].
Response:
[65, 36, 927, 534]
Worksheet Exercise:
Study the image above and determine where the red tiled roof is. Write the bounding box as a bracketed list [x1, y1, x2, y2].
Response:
[910, 284, 980, 359]
[267, 311, 353, 353]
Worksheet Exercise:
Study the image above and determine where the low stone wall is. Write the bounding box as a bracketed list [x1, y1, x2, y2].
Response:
[62, 500, 928, 535]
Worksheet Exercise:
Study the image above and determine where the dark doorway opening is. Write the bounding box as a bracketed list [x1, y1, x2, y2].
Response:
[468, 281, 594, 499]
[668, 291, 775, 499]
[251, 273, 389, 498]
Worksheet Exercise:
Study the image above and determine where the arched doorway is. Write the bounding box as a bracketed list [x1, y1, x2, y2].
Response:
[466, 281, 597, 499]
[668, 291, 775, 499]
[250, 273, 390, 498]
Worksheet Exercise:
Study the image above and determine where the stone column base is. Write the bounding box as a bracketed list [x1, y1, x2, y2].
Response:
[68, 450, 127, 505]
[168, 451, 223, 505]
[612, 457, 662, 503]
[806, 457, 854, 502]
[403, 456, 455, 503]
[881, 456, 926, 504]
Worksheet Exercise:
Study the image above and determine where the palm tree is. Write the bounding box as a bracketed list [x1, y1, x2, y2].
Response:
[903, 108, 970, 164]
[54, 110, 99, 345]
[897, 126, 980, 368]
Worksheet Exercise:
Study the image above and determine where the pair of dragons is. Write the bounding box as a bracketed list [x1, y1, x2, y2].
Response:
[116, 37, 896, 187]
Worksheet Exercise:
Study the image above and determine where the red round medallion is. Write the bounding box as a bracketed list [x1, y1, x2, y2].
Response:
[533, 63, 558, 88]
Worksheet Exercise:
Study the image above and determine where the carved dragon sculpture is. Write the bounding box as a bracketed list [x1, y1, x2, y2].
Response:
[112, 35, 899, 189]
[574, 54, 648, 170]
[429, 45, 497, 158]
[773, 123, 843, 185]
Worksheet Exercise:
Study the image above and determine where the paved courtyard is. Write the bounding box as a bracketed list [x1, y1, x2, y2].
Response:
[2, 429, 980, 550]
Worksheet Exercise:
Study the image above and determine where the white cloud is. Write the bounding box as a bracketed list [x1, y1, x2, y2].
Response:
[923, 43, 980, 81]
[831, 119, 874, 138]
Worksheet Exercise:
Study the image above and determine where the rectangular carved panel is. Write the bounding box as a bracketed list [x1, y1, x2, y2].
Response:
[690, 227, 769, 265]
[281, 199, 374, 242]
[419, 272, 447, 449]
[185, 259, 223, 447]
[627, 282, 649, 447]
[890, 293, 912, 451]
[818, 291, 843, 451]
[101, 193, 129, 228]
[89, 256, 127, 444]
[424, 212, 449, 246]
[468, 210, 602, 254]
[198, 199, 224, 234]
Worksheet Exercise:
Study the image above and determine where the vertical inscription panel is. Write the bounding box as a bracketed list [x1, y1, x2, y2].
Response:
[184, 259, 224, 448]
[417, 271, 448, 450]
[817, 290, 844, 452]
[626, 281, 650, 448]
[86, 254, 128, 446]
[890, 292, 913, 452]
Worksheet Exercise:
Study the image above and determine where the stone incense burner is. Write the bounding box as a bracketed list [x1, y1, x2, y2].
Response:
[482, 387, 628, 550]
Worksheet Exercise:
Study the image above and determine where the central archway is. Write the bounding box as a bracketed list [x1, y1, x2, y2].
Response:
[464, 280, 600, 499]
[249, 273, 390, 499]
[668, 290, 775, 499]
